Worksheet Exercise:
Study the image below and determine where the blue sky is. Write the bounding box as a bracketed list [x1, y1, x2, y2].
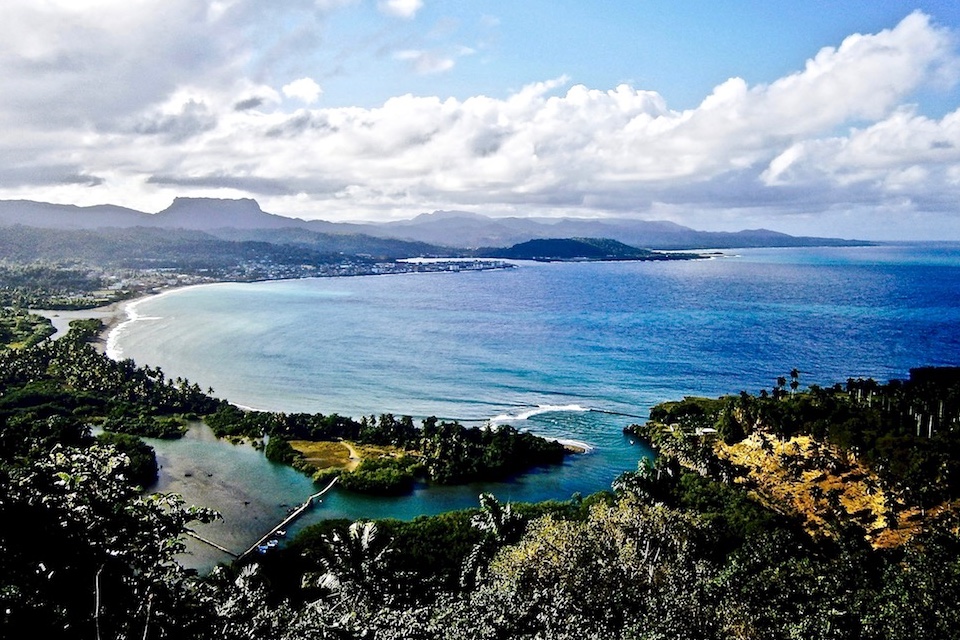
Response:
[315, 1, 960, 113]
[1, 1, 959, 239]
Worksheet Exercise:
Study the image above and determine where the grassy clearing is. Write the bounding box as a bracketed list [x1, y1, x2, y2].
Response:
[290, 440, 357, 472]
[289, 440, 412, 474]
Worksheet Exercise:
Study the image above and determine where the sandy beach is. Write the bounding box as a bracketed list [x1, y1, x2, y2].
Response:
[33, 281, 232, 356]
[32, 295, 145, 354]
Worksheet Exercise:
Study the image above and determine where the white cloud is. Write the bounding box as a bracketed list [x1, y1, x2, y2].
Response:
[760, 106, 960, 204]
[378, 0, 424, 19]
[0, 9, 957, 238]
[282, 77, 324, 104]
[0, 0, 355, 129]
[394, 50, 455, 74]
[393, 42, 476, 75]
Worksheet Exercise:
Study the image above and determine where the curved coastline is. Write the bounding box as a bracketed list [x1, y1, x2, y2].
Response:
[107, 282, 600, 452]
[104, 296, 157, 360]
[103, 282, 234, 360]
[487, 404, 597, 452]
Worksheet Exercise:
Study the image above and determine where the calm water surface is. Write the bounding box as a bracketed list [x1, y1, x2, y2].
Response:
[114, 244, 960, 569]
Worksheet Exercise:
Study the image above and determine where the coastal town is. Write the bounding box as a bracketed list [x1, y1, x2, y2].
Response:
[1, 257, 515, 311]
[112, 257, 514, 296]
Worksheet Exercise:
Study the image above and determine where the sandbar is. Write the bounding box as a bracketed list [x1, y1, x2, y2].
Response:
[32, 295, 149, 354]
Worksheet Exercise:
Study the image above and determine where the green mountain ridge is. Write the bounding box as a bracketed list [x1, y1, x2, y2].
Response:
[0, 197, 873, 250]
[478, 237, 700, 261]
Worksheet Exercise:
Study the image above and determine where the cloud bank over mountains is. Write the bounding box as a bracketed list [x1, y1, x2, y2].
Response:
[0, 2, 958, 239]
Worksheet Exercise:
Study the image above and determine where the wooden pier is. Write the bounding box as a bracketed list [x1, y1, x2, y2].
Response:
[182, 476, 340, 561]
[186, 531, 239, 558]
[238, 476, 339, 561]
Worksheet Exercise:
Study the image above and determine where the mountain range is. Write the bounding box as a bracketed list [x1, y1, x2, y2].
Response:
[0, 198, 869, 251]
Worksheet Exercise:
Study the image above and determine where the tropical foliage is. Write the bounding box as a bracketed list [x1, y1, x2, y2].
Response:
[0, 319, 219, 440]
[0, 308, 56, 348]
[629, 369, 960, 509]
[5, 319, 960, 638]
[209, 409, 570, 493]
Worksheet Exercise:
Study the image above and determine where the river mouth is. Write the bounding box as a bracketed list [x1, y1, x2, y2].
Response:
[145, 420, 646, 573]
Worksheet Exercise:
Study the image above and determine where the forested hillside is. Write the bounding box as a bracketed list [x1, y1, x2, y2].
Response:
[0, 323, 960, 639]
[4, 335, 960, 638]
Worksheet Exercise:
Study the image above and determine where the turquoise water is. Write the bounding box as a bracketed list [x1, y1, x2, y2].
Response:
[115, 244, 960, 569]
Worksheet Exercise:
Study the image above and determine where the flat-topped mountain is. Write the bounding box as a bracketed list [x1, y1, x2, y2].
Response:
[152, 197, 294, 230]
[0, 198, 870, 251]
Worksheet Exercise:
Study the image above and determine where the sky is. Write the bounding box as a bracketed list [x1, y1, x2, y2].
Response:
[1, 1, 960, 240]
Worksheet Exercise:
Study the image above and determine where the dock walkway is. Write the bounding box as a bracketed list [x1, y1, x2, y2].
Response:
[185, 476, 339, 561]
[187, 531, 239, 558]
[238, 476, 339, 560]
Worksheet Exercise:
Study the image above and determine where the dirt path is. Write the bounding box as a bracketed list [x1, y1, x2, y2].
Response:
[342, 441, 361, 471]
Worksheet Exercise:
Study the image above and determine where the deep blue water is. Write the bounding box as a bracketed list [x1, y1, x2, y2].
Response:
[112, 244, 960, 569]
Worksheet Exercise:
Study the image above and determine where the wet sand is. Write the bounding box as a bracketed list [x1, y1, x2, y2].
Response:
[32, 296, 145, 353]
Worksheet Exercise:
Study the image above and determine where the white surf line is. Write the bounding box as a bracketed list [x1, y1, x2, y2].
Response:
[553, 437, 596, 452]
[487, 403, 590, 425]
[105, 299, 162, 361]
[485, 404, 597, 452]
[105, 281, 235, 361]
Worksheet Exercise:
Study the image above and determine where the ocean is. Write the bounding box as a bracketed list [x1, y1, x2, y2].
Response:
[110, 244, 960, 569]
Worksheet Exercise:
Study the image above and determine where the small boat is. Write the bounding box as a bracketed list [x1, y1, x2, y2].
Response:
[256, 545, 270, 554]
[275, 530, 286, 537]
[266, 539, 279, 548]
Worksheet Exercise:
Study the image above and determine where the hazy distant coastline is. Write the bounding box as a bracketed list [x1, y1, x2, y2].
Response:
[0, 197, 873, 251]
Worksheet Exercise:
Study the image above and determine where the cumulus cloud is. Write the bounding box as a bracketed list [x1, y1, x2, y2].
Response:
[0, 0, 349, 130]
[0, 9, 957, 238]
[124, 99, 219, 142]
[282, 77, 324, 104]
[378, 0, 424, 19]
[761, 107, 960, 202]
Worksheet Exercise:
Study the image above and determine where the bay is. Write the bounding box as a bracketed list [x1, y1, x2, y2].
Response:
[112, 244, 960, 570]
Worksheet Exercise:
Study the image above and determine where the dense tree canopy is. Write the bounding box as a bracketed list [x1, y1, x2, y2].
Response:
[4, 322, 960, 638]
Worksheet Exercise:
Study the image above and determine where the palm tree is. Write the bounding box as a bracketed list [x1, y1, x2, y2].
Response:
[314, 521, 394, 612]
[775, 376, 787, 400]
[461, 493, 524, 588]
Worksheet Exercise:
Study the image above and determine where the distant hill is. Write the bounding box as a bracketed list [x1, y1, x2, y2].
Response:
[367, 210, 870, 250]
[200, 226, 445, 260]
[0, 198, 871, 251]
[478, 237, 699, 261]
[0, 198, 348, 233]
[0, 225, 447, 268]
[0, 200, 151, 229]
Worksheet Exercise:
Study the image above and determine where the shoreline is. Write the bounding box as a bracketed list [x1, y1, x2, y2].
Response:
[31, 284, 196, 355]
[34, 277, 600, 453]
[33, 280, 239, 356]
[102, 282, 235, 359]
[32, 297, 141, 354]
[40, 265, 520, 358]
